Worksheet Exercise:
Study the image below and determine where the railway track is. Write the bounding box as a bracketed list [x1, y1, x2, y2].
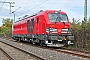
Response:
[31, 44, 90, 59]
[0, 41, 44, 60]
[19, 41, 90, 59]
[25, 42, 90, 59]
[51, 48, 90, 58]
[15, 39, 90, 59]
[0, 47, 15, 60]
[0, 38, 90, 60]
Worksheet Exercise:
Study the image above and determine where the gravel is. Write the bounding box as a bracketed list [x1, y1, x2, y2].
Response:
[0, 48, 9, 60]
[0, 38, 89, 60]
[0, 42, 41, 60]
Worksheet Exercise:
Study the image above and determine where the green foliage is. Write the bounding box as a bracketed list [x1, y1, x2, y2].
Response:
[70, 18, 82, 31]
[70, 17, 90, 51]
[85, 17, 90, 30]
[0, 18, 12, 35]
[71, 17, 90, 31]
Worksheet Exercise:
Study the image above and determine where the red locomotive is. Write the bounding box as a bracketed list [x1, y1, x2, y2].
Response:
[12, 10, 74, 47]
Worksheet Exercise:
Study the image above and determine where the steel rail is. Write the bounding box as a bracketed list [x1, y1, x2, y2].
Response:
[24, 42, 90, 59]
[0, 47, 15, 60]
[1, 38, 90, 59]
[0, 41, 45, 60]
[54, 49, 90, 59]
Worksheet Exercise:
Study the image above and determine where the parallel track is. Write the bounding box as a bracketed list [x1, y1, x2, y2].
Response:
[0, 47, 15, 60]
[0, 40, 45, 60]
[14, 40, 90, 59]
[39, 46, 90, 59]
[54, 48, 90, 58]
[20, 40, 90, 59]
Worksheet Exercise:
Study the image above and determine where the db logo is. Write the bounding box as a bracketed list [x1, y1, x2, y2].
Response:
[58, 29, 61, 32]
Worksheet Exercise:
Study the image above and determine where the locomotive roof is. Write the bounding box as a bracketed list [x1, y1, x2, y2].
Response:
[14, 10, 66, 23]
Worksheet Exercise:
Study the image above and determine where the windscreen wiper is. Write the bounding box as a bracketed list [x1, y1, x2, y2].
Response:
[63, 21, 65, 25]
[55, 15, 61, 22]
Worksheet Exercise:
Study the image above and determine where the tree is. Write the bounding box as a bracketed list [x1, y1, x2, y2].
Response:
[70, 18, 81, 31]
[0, 26, 1, 34]
[0, 18, 13, 35]
[88, 17, 90, 23]
[85, 17, 90, 30]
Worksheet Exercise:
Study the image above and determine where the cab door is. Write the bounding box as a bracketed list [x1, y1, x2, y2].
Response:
[31, 18, 34, 32]
[27, 20, 31, 33]
[27, 18, 34, 33]
[36, 17, 40, 34]
[36, 16, 45, 34]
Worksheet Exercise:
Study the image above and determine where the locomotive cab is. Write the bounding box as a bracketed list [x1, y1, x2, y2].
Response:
[42, 10, 74, 47]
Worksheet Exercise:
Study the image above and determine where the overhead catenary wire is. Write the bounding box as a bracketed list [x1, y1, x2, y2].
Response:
[12, 7, 21, 13]
[0, 0, 7, 12]
[3, 0, 48, 21]
[17, 0, 48, 15]
[11, 7, 21, 23]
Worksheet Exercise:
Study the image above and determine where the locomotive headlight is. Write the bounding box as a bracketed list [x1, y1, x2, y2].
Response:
[46, 27, 49, 32]
[61, 28, 70, 33]
[50, 28, 57, 32]
[46, 27, 57, 32]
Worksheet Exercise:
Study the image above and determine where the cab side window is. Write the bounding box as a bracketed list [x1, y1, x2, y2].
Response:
[27, 20, 30, 32]
[31, 18, 34, 32]
[37, 18, 39, 24]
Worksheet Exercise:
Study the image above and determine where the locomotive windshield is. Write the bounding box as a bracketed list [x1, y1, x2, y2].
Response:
[48, 13, 68, 22]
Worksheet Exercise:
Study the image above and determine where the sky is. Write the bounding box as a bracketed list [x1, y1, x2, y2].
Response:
[0, 0, 90, 26]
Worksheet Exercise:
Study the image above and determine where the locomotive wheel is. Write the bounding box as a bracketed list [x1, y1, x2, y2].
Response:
[39, 40, 45, 46]
[13, 38, 17, 42]
[28, 40, 31, 43]
[17, 38, 21, 42]
[40, 43, 43, 46]
[64, 40, 68, 47]
[32, 39, 35, 45]
[32, 42, 35, 45]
